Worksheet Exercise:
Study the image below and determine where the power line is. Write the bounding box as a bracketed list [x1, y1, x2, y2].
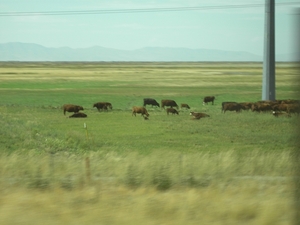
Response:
[0, 2, 299, 17]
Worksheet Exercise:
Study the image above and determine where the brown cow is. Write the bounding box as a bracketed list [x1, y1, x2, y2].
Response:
[63, 104, 84, 115]
[161, 100, 178, 109]
[221, 102, 237, 113]
[272, 111, 291, 118]
[167, 108, 179, 115]
[203, 96, 215, 105]
[287, 104, 300, 114]
[251, 103, 272, 113]
[180, 103, 190, 109]
[222, 102, 242, 113]
[190, 112, 210, 120]
[239, 102, 253, 111]
[132, 106, 149, 118]
[93, 102, 113, 111]
[281, 99, 300, 104]
[271, 103, 289, 112]
[69, 112, 87, 118]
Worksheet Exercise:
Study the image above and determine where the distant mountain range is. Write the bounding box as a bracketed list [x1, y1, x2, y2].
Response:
[0, 42, 298, 62]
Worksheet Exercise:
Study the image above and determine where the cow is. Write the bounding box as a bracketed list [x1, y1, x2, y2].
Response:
[281, 99, 300, 104]
[287, 104, 300, 114]
[143, 98, 160, 107]
[203, 96, 215, 105]
[63, 104, 84, 115]
[272, 111, 291, 118]
[181, 103, 190, 109]
[167, 108, 179, 115]
[221, 102, 237, 113]
[239, 102, 253, 111]
[132, 106, 149, 118]
[69, 112, 87, 118]
[222, 102, 242, 113]
[190, 112, 210, 120]
[93, 102, 113, 111]
[161, 100, 178, 109]
[271, 103, 289, 112]
[251, 103, 273, 113]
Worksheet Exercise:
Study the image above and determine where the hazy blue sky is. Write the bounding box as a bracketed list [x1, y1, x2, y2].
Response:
[0, 0, 299, 55]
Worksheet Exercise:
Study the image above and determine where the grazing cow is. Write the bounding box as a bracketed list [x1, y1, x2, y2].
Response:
[181, 103, 190, 109]
[63, 104, 84, 115]
[275, 99, 288, 104]
[167, 108, 179, 115]
[251, 103, 272, 113]
[143, 98, 160, 107]
[161, 99, 178, 109]
[287, 104, 300, 114]
[190, 112, 210, 120]
[93, 102, 113, 111]
[239, 102, 253, 111]
[272, 111, 291, 118]
[281, 99, 300, 104]
[221, 102, 237, 113]
[222, 102, 242, 113]
[203, 96, 215, 105]
[132, 106, 149, 118]
[69, 112, 87, 118]
[271, 103, 289, 112]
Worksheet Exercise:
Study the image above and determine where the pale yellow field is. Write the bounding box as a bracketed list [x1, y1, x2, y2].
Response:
[0, 150, 298, 225]
[0, 182, 294, 225]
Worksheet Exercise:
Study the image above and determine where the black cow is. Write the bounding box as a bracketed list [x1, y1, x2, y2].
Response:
[161, 99, 178, 109]
[93, 102, 113, 111]
[69, 112, 87, 118]
[143, 98, 160, 107]
[203, 96, 215, 105]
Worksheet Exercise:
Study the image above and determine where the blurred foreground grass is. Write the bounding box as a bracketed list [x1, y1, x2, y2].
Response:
[0, 150, 296, 225]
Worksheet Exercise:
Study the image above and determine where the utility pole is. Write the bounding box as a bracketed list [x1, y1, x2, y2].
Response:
[262, 0, 275, 101]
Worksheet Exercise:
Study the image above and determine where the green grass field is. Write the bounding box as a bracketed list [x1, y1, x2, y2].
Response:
[0, 62, 299, 224]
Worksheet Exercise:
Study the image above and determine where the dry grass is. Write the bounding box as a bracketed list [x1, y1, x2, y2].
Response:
[0, 150, 296, 225]
[0, 181, 294, 225]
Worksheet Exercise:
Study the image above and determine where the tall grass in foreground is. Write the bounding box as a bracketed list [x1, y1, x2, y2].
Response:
[0, 150, 294, 190]
[0, 150, 296, 224]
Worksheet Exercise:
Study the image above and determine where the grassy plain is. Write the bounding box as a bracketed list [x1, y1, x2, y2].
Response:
[0, 62, 299, 224]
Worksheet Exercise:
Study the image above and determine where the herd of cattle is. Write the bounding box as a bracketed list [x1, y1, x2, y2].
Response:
[62, 96, 299, 120]
[221, 99, 300, 117]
